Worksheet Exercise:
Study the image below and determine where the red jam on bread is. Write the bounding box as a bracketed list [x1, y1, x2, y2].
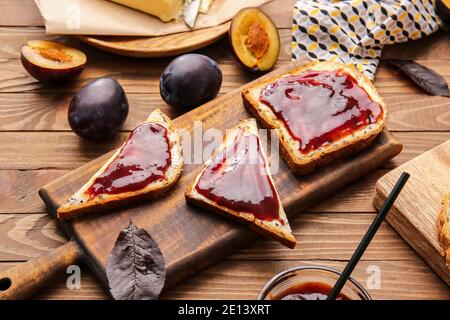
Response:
[259, 70, 384, 154]
[195, 129, 282, 224]
[86, 123, 171, 197]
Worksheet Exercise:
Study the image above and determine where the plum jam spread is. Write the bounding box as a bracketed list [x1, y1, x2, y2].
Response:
[259, 69, 383, 154]
[274, 282, 350, 300]
[195, 130, 282, 224]
[86, 123, 171, 197]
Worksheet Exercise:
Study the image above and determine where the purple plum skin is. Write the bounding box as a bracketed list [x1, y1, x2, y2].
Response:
[68, 77, 129, 139]
[160, 54, 222, 110]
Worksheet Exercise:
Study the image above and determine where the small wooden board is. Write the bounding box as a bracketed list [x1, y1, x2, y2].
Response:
[39, 61, 402, 295]
[78, 23, 229, 58]
[374, 140, 450, 286]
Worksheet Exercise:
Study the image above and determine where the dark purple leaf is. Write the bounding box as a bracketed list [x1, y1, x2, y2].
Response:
[106, 220, 165, 300]
[388, 59, 450, 97]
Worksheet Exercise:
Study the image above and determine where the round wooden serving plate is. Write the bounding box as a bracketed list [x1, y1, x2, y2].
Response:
[78, 22, 230, 58]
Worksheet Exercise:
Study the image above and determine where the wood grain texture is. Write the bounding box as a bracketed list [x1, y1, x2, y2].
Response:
[161, 260, 450, 300]
[0, 240, 81, 299]
[0, 58, 263, 94]
[0, 170, 66, 213]
[38, 61, 402, 293]
[0, 27, 233, 60]
[1, 259, 449, 300]
[0, 131, 444, 170]
[2, 0, 450, 55]
[78, 23, 230, 58]
[374, 140, 450, 286]
[1, 27, 449, 63]
[0, 93, 183, 131]
[0, 213, 66, 261]
[0, 170, 371, 215]
[0, 169, 387, 215]
[0, 27, 100, 60]
[0, 93, 448, 132]
[0, 168, 388, 215]
[0, 27, 447, 132]
[385, 94, 450, 131]
[0, 27, 290, 62]
[0, 0, 284, 59]
[1, 0, 449, 300]
[1, 58, 448, 94]
[0, 212, 419, 262]
[387, 132, 450, 168]
[382, 31, 450, 61]
[0, 262, 108, 299]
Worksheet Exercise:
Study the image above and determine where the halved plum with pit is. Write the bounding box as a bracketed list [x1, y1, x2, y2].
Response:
[21, 40, 87, 83]
[229, 8, 280, 72]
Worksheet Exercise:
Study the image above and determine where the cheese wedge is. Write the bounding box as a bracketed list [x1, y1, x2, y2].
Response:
[110, 0, 184, 22]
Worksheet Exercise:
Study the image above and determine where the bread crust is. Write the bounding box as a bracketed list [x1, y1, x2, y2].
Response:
[57, 109, 183, 220]
[57, 182, 175, 221]
[437, 192, 450, 268]
[242, 61, 386, 175]
[185, 119, 296, 248]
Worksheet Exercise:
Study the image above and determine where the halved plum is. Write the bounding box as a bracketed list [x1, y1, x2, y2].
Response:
[21, 40, 86, 83]
[229, 8, 280, 72]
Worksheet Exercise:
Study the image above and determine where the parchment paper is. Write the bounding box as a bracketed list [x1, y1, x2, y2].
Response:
[35, 0, 273, 36]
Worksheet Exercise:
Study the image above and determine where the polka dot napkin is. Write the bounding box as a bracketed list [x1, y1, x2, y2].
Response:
[292, 0, 440, 79]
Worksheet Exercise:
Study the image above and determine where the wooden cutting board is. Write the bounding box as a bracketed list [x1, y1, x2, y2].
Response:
[374, 140, 450, 286]
[78, 23, 229, 58]
[0, 61, 402, 299]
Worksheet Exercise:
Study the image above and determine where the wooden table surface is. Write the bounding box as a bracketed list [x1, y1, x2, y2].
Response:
[1, 0, 449, 300]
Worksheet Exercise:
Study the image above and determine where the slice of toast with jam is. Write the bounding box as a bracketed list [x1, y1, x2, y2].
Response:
[57, 109, 183, 220]
[242, 61, 387, 175]
[185, 118, 296, 248]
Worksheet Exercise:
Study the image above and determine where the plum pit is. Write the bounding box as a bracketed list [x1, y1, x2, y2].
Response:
[246, 22, 270, 59]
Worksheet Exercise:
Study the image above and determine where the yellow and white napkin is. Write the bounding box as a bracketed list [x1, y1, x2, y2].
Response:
[292, 0, 440, 79]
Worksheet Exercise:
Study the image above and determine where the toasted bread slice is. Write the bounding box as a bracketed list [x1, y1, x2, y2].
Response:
[242, 61, 387, 175]
[57, 109, 183, 220]
[185, 118, 296, 248]
[437, 192, 450, 268]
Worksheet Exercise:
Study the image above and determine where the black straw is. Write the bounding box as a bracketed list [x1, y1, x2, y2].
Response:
[327, 172, 410, 300]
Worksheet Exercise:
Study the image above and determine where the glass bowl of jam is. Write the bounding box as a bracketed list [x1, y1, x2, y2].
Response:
[257, 266, 371, 300]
